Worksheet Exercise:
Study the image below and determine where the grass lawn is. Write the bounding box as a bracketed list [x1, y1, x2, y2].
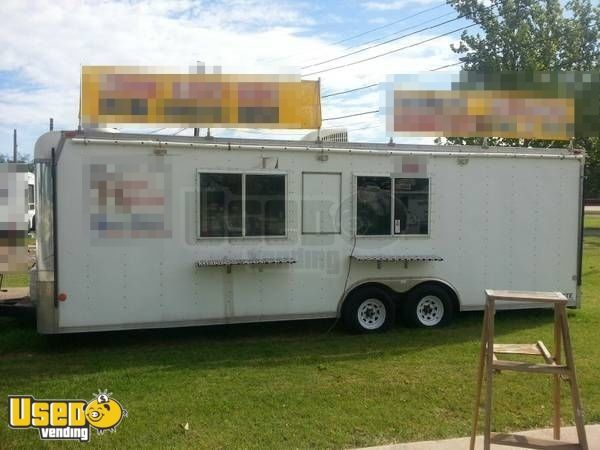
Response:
[585, 214, 600, 230]
[1, 235, 34, 288]
[1, 239, 599, 448]
[1, 273, 29, 288]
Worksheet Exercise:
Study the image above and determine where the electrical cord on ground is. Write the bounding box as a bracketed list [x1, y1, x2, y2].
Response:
[326, 233, 358, 334]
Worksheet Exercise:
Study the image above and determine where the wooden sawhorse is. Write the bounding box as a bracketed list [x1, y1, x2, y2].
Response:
[470, 290, 588, 450]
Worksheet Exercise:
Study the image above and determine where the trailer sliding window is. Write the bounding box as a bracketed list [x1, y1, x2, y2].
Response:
[394, 178, 429, 235]
[198, 172, 286, 238]
[356, 177, 391, 235]
[199, 173, 243, 237]
[356, 176, 429, 236]
[245, 174, 285, 237]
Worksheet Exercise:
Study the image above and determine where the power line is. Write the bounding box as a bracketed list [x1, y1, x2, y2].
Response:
[303, 23, 479, 76]
[322, 62, 464, 99]
[302, 10, 456, 70]
[320, 61, 463, 100]
[302, 1, 498, 72]
[322, 110, 379, 121]
[346, 11, 456, 51]
[317, 119, 379, 130]
[262, 1, 447, 65]
[330, 1, 448, 47]
[302, 15, 466, 70]
[429, 61, 463, 71]
[348, 125, 380, 133]
[322, 83, 379, 98]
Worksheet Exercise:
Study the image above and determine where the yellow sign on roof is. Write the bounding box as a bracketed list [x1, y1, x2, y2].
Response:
[81, 66, 321, 129]
[388, 90, 576, 140]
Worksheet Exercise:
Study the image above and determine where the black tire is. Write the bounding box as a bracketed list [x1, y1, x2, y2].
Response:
[403, 284, 454, 328]
[342, 286, 395, 333]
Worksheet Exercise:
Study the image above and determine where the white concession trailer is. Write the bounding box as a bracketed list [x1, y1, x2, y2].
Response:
[31, 130, 585, 333]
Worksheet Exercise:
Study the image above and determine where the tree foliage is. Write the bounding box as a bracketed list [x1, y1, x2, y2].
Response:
[445, 0, 600, 196]
[0, 153, 34, 171]
[449, 0, 599, 71]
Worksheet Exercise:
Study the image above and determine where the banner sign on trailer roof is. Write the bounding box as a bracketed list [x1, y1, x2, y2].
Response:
[385, 72, 599, 140]
[390, 90, 575, 140]
[81, 66, 322, 129]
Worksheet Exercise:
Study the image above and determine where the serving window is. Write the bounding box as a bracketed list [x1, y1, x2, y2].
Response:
[394, 178, 429, 235]
[356, 176, 392, 236]
[245, 174, 286, 237]
[356, 176, 429, 236]
[198, 172, 286, 238]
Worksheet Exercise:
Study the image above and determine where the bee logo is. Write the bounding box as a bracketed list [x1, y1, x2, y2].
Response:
[84, 390, 127, 434]
[8, 389, 127, 442]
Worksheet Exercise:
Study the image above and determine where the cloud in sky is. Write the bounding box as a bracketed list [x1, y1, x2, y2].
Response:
[0, 0, 463, 155]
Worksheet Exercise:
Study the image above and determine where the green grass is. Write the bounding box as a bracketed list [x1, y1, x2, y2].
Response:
[1, 234, 33, 288]
[1, 238, 600, 449]
[585, 214, 600, 230]
[1, 273, 29, 288]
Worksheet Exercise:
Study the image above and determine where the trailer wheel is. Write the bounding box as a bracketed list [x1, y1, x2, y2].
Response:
[404, 284, 454, 328]
[342, 286, 395, 333]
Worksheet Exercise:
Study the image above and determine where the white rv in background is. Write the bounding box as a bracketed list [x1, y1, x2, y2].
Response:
[30, 130, 584, 334]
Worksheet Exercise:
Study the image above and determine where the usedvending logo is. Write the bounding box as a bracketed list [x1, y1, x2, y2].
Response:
[8, 390, 127, 442]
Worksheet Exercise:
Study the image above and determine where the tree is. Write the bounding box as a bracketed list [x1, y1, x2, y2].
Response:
[0, 153, 34, 171]
[445, 0, 600, 197]
[449, 0, 599, 71]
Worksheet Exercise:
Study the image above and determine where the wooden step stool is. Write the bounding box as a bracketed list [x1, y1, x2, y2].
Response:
[470, 290, 588, 450]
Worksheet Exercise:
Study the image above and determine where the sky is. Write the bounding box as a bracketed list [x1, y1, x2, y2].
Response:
[0, 0, 473, 158]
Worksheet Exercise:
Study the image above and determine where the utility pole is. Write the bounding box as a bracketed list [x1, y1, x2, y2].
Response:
[13, 129, 17, 162]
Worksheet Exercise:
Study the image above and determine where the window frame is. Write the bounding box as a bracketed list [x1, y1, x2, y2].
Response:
[196, 169, 288, 240]
[354, 173, 431, 238]
[28, 184, 35, 211]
